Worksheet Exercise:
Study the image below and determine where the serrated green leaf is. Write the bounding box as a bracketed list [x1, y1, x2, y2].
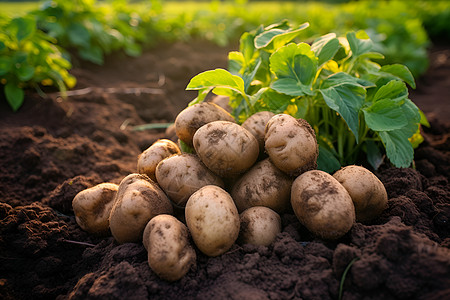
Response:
[379, 129, 414, 168]
[186, 68, 246, 96]
[271, 78, 313, 96]
[347, 31, 373, 58]
[317, 145, 341, 173]
[401, 99, 421, 136]
[254, 22, 309, 51]
[17, 64, 35, 81]
[363, 99, 407, 131]
[68, 23, 91, 48]
[255, 88, 292, 113]
[380, 64, 416, 89]
[373, 80, 408, 103]
[311, 33, 340, 67]
[5, 82, 24, 111]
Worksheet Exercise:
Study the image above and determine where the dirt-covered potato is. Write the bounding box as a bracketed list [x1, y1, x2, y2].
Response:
[109, 173, 173, 244]
[185, 185, 240, 257]
[193, 121, 259, 178]
[231, 158, 293, 213]
[72, 183, 119, 235]
[265, 114, 318, 177]
[239, 206, 281, 246]
[155, 153, 224, 207]
[208, 95, 232, 113]
[142, 214, 196, 281]
[242, 111, 275, 153]
[291, 170, 355, 240]
[137, 139, 181, 181]
[174, 102, 235, 147]
[333, 165, 388, 222]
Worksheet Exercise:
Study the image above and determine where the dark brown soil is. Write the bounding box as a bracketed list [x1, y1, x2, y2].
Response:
[0, 40, 449, 300]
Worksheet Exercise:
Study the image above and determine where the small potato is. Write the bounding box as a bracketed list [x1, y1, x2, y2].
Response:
[174, 102, 235, 147]
[109, 174, 173, 244]
[333, 165, 388, 222]
[208, 95, 232, 113]
[242, 111, 275, 153]
[185, 185, 240, 257]
[231, 158, 293, 213]
[265, 114, 318, 177]
[143, 215, 196, 281]
[239, 206, 281, 246]
[291, 170, 355, 240]
[137, 139, 181, 181]
[155, 153, 224, 207]
[72, 183, 119, 235]
[193, 121, 259, 178]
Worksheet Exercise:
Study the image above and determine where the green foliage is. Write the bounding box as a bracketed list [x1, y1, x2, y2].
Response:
[187, 22, 427, 172]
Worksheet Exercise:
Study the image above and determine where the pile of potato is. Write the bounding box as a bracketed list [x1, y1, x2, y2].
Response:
[72, 100, 388, 281]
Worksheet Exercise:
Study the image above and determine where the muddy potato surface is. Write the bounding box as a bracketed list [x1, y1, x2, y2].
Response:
[174, 102, 235, 147]
[72, 183, 119, 235]
[239, 206, 281, 246]
[137, 139, 181, 181]
[185, 185, 240, 257]
[291, 170, 355, 240]
[231, 158, 292, 213]
[333, 165, 388, 222]
[155, 153, 224, 207]
[143, 214, 196, 281]
[193, 121, 259, 178]
[109, 173, 173, 244]
[265, 114, 318, 176]
[242, 111, 275, 153]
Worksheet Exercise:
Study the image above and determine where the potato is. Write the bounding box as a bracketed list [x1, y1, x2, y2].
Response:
[72, 183, 119, 235]
[109, 173, 173, 244]
[185, 185, 240, 257]
[193, 121, 259, 178]
[174, 102, 235, 147]
[291, 170, 355, 240]
[208, 95, 232, 113]
[137, 139, 181, 181]
[231, 158, 293, 213]
[155, 153, 224, 207]
[143, 214, 196, 281]
[265, 114, 318, 177]
[239, 206, 281, 246]
[333, 165, 388, 222]
[242, 111, 275, 153]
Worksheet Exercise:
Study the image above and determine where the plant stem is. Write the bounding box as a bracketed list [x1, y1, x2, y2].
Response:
[339, 257, 359, 300]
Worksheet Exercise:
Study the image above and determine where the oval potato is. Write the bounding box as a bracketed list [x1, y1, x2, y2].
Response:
[242, 111, 275, 153]
[239, 206, 281, 246]
[137, 139, 181, 181]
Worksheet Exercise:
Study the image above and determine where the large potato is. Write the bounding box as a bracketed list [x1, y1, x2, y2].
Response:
[242, 111, 275, 153]
[333, 165, 388, 222]
[109, 173, 173, 244]
[291, 170, 355, 240]
[193, 121, 259, 178]
[265, 114, 318, 177]
[72, 183, 118, 235]
[143, 215, 196, 281]
[137, 139, 181, 181]
[231, 158, 292, 213]
[185, 185, 240, 257]
[155, 153, 224, 207]
[174, 102, 235, 147]
[239, 206, 281, 247]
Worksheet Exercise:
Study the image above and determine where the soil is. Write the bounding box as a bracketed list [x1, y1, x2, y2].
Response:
[0, 40, 449, 300]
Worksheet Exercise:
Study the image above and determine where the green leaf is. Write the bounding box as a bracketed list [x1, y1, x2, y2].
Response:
[242, 59, 261, 93]
[254, 88, 292, 113]
[373, 80, 408, 102]
[254, 22, 309, 51]
[228, 51, 244, 75]
[380, 64, 416, 89]
[0, 57, 12, 76]
[0, 41, 6, 51]
[311, 33, 340, 67]
[239, 32, 257, 64]
[186, 68, 246, 96]
[68, 23, 91, 48]
[317, 145, 341, 173]
[17, 64, 35, 81]
[4, 83, 25, 112]
[10, 17, 36, 42]
[125, 42, 141, 57]
[79, 45, 103, 65]
[321, 72, 374, 89]
[379, 129, 414, 168]
[401, 99, 421, 136]
[271, 78, 314, 96]
[419, 109, 430, 128]
[347, 31, 373, 58]
[366, 140, 384, 170]
[363, 99, 407, 131]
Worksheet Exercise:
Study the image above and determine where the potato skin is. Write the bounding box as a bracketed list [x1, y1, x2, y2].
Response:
[193, 121, 259, 178]
[109, 173, 173, 244]
[242, 111, 275, 153]
[155, 153, 224, 207]
[265, 114, 318, 177]
[143, 215, 196, 281]
[239, 206, 281, 246]
[72, 183, 118, 235]
[231, 158, 292, 213]
[185, 185, 240, 257]
[174, 102, 235, 147]
[333, 165, 388, 222]
[137, 139, 181, 181]
[291, 170, 355, 240]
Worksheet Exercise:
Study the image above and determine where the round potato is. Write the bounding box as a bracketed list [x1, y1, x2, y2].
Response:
[109, 173, 173, 244]
[155, 153, 224, 207]
[209, 95, 232, 113]
[174, 102, 235, 147]
[265, 114, 318, 177]
[291, 170, 355, 240]
[231, 158, 292, 213]
[143, 214, 196, 281]
[185, 185, 240, 257]
[72, 183, 119, 235]
[242, 111, 275, 153]
[239, 206, 281, 246]
[137, 139, 181, 181]
[193, 121, 259, 178]
[333, 165, 388, 222]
